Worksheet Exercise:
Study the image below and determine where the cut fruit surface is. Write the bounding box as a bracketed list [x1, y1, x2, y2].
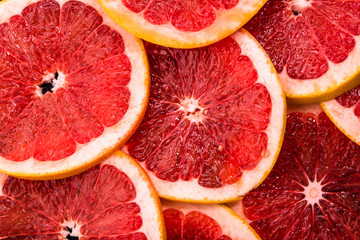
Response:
[228, 104, 360, 240]
[97, 0, 267, 48]
[0, 0, 149, 179]
[322, 84, 360, 145]
[162, 200, 260, 240]
[0, 151, 165, 239]
[245, 0, 360, 103]
[123, 29, 286, 203]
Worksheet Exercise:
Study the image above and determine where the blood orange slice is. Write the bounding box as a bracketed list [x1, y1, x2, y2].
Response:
[228, 104, 360, 239]
[123, 29, 286, 203]
[0, 151, 165, 239]
[0, 0, 149, 179]
[162, 200, 260, 240]
[322, 85, 360, 145]
[244, 0, 360, 103]
[98, 0, 267, 48]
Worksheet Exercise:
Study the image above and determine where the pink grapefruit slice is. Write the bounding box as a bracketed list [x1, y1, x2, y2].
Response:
[97, 0, 267, 48]
[123, 29, 286, 203]
[244, 0, 360, 103]
[0, 0, 149, 179]
[162, 200, 260, 240]
[322, 84, 360, 145]
[229, 104, 360, 239]
[0, 151, 165, 239]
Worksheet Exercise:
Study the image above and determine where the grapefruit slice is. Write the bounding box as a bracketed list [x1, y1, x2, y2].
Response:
[123, 29, 286, 203]
[244, 0, 360, 103]
[97, 0, 267, 48]
[322, 85, 360, 145]
[162, 200, 260, 240]
[0, 151, 165, 239]
[228, 104, 360, 239]
[0, 0, 149, 179]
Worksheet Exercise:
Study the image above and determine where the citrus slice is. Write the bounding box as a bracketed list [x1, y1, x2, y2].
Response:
[97, 0, 267, 48]
[244, 0, 360, 103]
[0, 0, 149, 179]
[162, 200, 260, 240]
[228, 104, 360, 239]
[322, 85, 360, 145]
[123, 29, 286, 203]
[0, 151, 165, 239]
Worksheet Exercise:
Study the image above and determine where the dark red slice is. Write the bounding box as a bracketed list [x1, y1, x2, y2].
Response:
[336, 85, 360, 117]
[240, 108, 360, 240]
[0, 162, 145, 238]
[0, 0, 131, 161]
[163, 208, 232, 240]
[245, 0, 360, 79]
[126, 37, 271, 188]
[122, 0, 239, 32]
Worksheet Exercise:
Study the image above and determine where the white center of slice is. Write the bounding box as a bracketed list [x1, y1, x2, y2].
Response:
[303, 180, 324, 206]
[178, 97, 206, 123]
[290, 0, 311, 15]
[36, 71, 66, 97]
[61, 220, 82, 238]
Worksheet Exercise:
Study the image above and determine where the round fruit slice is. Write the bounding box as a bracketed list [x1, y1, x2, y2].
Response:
[123, 29, 286, 203]
[322, 85, 360, 145]
[0, 0, 149, 179]
[98, 0, 267, 48]
[0, 151, 165, 239]
[162, 200, 260, 240]
[244, 0, 360, 103]
[228, 104, 360, 240]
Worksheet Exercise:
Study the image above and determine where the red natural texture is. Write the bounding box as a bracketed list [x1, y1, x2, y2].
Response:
[242, 111, 360, 240]
[122, 0, 239, 32]
[336, 85, 360, 117]
[245, 0, 359, 79]
[163, 208, 232, 240]
[127, 37, 271, 188]
[0, 165, 146, 239]
[0, 0, 131, 161]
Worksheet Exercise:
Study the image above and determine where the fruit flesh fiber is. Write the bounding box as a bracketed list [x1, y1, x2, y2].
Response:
[0, 0, 131, 161]
[163, 208, 232, 240]
[127, 37, 272, 188]
[0, 164, 146, 239]
[242, 110, 360, 240]
[335, 85, 360, 117]
[245, 0, 359, 79]
[122, 0, 239, 32]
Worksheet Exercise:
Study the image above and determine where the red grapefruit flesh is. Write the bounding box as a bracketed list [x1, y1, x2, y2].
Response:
[0, 151, 165, 239]
[98, 0, 267, 48]
[322, 84, 360, 145]
[0, 0, 149, 179]
[229, 104, 360, 240]
[124, 29, 286, 202]
[244, 0, 360, 103]
[162, 200, 260, 240]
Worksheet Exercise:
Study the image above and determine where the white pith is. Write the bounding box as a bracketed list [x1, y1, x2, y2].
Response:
[322, 99, 360, 145]
[290, 0, 311, 14]
[161, 200, 260, 240]
[178, 97, 206, 123]
[36, 71, 66, 97]
[0, 0, 149, 178]
[124, 29, 286, 203]
[98, 0, 266, 48]
[60, 220, 82, 238]
[0, 152, 164, 239]
[279, 32, 360, 102]
[303, 179, 324, 206]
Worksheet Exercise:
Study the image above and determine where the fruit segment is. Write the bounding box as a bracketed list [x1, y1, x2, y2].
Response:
[125, 29, 286, 202]
[245, 0, 360, 103]
[0, 152, 164, 239]
[0, 0, 131, 161]
[229, 105, 360, 240]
